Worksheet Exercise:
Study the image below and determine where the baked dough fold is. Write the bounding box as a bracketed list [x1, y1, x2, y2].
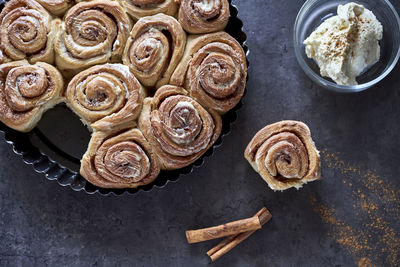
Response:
[36, 0, 73, 16]
[245, 121, 321, 191]
[118, 0, 178, 21]
[139, 85, 221, 170]
[178, 0, 229, 34]
[66, 63, 145, 132]
[171, 32, 246, 114]
[81, 127, 161, 189]
[123, 14, 186, 88]
[0, 0, 57, 64]
[0, 60, 64, 132]
[54, 0, 131, 76]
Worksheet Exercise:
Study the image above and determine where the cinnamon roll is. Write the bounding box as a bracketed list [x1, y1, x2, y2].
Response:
[244, 121, 321, 191]
[122, 14, 186, 88]
[36, 0, 73, 16]
[66, 64, 145, 132]
[54, 0, 131, 76]
[0, 0, 58, 64]
[0, 60, 64, 132]
[178, 0, 230, 34]
[170, 32, 247, 114]
[81, 128, 161, 189]
[118, 0, 178, 21]
[138, 85, 221, 170]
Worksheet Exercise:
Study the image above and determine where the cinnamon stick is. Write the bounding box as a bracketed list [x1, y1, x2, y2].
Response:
[207, 207, 272, 262]
[186, 216, 262, 244]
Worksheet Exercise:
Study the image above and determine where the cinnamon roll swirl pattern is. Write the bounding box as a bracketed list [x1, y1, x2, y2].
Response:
[81, 128, 161, 189]
[0, 0, 57, 64]
[118, 0, 178, 21]
[123, 14, 186, 88]
[139, 85, 221, 170]
[170, 32, 247, 114]
[0, 60, 64, 132]
[178, 0, 230, 34]
[0, 0, 248, 190]
[245, 121, 321, 191]
[36, 0, 73, 16]
[54, 0, 131, 76]
[66, 64, 145, 132]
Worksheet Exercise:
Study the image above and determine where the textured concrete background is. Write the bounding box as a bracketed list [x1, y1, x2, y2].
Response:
[1, 0, 400, 266]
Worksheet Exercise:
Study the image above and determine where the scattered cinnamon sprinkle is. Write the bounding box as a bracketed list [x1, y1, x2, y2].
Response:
[310, 149, 400, 266]
[358, 257, 372, 267]
[310, 196, 372, 254]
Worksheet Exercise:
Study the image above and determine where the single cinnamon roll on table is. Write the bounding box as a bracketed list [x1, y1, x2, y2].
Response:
[0, 0, 58, 64]
[245, 121, 321, 191]
[66, 63, 145, 132]
[81, 128, 161, 189]
[178, 0, 230, 34]
[170, 32, 247, 114]
[0, 60, 64, 132]
[118, 0, 178, 21]
[54, 0, 131, 76]
[139, 85, 222, 170]
[36, 0, 73, 16]
[122, 14, 186, 89]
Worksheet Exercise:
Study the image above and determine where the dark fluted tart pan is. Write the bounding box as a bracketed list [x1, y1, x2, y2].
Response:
[0, 0, 249, 196]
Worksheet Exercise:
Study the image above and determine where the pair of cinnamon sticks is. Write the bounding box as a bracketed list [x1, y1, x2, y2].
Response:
[185, 207, 272, 262]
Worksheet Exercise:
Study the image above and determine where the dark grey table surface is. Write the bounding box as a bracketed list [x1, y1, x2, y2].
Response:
[1, 1, 400, 266]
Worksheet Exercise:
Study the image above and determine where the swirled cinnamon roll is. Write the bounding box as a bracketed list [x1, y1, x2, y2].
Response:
[81, 128, 161, 189]
[54, 0, 131, 76]
[118, 0, 178, 21]
[0, 60, 64, 132]
[139, 85, 221, 170]
[170, 32, 247, 114]
[36, 0, 73, 16]
[178, 0, 230, 34]
[66, 64, 145, 132]
[0, 0, 58, 64]
[245, 121, 321, 191]
[122, 14, 186, 88]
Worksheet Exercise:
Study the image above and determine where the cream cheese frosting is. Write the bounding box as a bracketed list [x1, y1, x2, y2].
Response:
[304, 2, 383, 86]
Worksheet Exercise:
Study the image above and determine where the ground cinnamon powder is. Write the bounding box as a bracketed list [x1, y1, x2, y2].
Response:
[310, 149, 400, 266]
[358, 257, 372, 267]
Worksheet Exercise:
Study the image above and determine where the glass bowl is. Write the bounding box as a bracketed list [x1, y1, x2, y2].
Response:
[294, 0, 400, 93]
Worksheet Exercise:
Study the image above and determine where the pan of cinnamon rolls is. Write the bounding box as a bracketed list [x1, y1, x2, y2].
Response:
[0, 0, 248, 195]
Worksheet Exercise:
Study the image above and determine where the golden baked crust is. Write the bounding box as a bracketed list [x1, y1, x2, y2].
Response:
[170, 32, 247, 114]
[118, 0, 178, 21]
[66, 63, 145, 132]
[122, 13, 186, 88]
[36, 0, 73, 16]
[244, 121, 321, 191]
[0, 0, 57, 64]
[178, 0, 230, 34]
[0, 60, 64, 132]
[138, 85, 222, 170]
[54, 0, 131, 76]
[80, 127, 161, 189]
